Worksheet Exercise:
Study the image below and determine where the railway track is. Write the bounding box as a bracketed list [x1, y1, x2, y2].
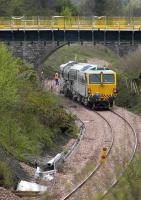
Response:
[61, 108, 138, 200]
[61, 109, 114, 200]
[101, 110, 138, 199]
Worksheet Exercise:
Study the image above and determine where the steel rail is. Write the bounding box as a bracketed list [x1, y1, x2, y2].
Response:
[61, 110, 115, 200]
[101, 110, 138, 199]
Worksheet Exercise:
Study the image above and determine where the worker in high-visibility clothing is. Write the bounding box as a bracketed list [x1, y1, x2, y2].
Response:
[54, 72, 59, 85]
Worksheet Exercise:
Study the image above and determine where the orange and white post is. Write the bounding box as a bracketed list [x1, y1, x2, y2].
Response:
[101, 147, 107, 163]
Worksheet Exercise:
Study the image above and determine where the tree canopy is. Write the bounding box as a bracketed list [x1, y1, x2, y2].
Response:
[79, 0, 123, 16]
[0, 0, 141, 16]
[0, 0, 76, 16]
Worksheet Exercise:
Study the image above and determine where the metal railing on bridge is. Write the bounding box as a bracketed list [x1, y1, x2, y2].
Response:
[1, 16, 141, 30]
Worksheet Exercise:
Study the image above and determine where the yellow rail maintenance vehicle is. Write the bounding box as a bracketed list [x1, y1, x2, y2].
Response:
[60, 61, 117, 109]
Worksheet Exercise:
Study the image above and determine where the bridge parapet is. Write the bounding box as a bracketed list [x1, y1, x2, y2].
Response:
[0, 16, 141, 30]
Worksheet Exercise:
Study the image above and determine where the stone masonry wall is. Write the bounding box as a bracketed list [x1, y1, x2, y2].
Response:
[8, 41, 65, 69]
[6, 41, 140, 69]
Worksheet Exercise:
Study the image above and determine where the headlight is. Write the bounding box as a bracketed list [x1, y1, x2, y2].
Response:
[95, 93, 101, 99]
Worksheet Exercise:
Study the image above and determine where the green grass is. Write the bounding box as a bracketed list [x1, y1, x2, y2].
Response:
[0, 161, 14, 188]
[44, 43, 118, 78]
[74, 160, 96, 183]
[104, 155, 141, 200]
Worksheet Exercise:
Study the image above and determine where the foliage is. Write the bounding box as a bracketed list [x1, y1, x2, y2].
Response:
[104, 155, 141, 200]
[0, 44, 19, 106]
[0, 0, 76, 16]
[116, 80, 141, 114]
[115, 78, 137, 109]
[77, 0, 141, 16]
[0, 0, 141, 17]
[117, 47, 141, 79]
[0, 161, 14, 188]
[79, 0, 123, 16]
[61, 6, 72, 19]
[115, 47, 141, 114]
[0, 44, 77, 164]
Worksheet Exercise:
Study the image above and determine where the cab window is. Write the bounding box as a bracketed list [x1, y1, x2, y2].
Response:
[78, 74, 87, 84]
[103, 74, 114, 83]
[89, 74, 101, 84]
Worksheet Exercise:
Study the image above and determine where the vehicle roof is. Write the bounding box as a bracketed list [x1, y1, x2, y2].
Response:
[60, 61, 77, 70]
[85, 68, 115, 74]
[60, 61, 115, 74]
[78, 64, 115, 74]
[69, 63, 90, 70]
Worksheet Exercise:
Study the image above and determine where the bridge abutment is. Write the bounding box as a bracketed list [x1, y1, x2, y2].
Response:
[8, 41, 64, 68]
[5, 41, 65, 81]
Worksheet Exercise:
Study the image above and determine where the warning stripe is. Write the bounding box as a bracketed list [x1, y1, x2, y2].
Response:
[101, 94, 112, 100]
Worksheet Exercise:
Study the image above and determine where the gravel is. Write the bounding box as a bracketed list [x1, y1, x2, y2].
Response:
[0, 187, 21, 200]
[0, 147, 30, 186]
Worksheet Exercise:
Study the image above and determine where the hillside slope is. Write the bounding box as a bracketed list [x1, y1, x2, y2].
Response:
[44, 43, 118, 78]
[0, 44, 77, 189]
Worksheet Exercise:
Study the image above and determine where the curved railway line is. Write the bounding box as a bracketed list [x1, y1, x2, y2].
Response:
[101, 110, 138, 199]
[60, 107, 138, 200]
[61, 110, 114, 200]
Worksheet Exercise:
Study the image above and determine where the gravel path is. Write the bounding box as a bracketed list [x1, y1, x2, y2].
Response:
[0, 187, 21, 200]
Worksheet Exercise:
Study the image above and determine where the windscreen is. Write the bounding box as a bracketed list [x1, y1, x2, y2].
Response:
[103, 74, 115, 83]
[89, 74, 101, 84]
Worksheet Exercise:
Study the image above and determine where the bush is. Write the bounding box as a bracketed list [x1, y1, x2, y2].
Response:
[115, 47, 141, 114]
[118, 47, 141, 79]
[0, 161, 14, 188]
[0, 44, 77, 163]
[116, 79, 138, 109]
[105, 155, 141, 200]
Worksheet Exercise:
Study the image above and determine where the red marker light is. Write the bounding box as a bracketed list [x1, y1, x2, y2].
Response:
[113, 88, 117, 93]
[88, 88, 91, 94]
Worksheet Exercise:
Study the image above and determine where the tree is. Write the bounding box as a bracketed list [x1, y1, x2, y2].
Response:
[0, 0, 12, 15]
[79, 0, 123, 16]
[0, 0, 76, 16]
[61, 6, 72, 22]
[106, 0, 123, 16]
[94, 0, 107, 16]
[0, 44, 19, 107]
